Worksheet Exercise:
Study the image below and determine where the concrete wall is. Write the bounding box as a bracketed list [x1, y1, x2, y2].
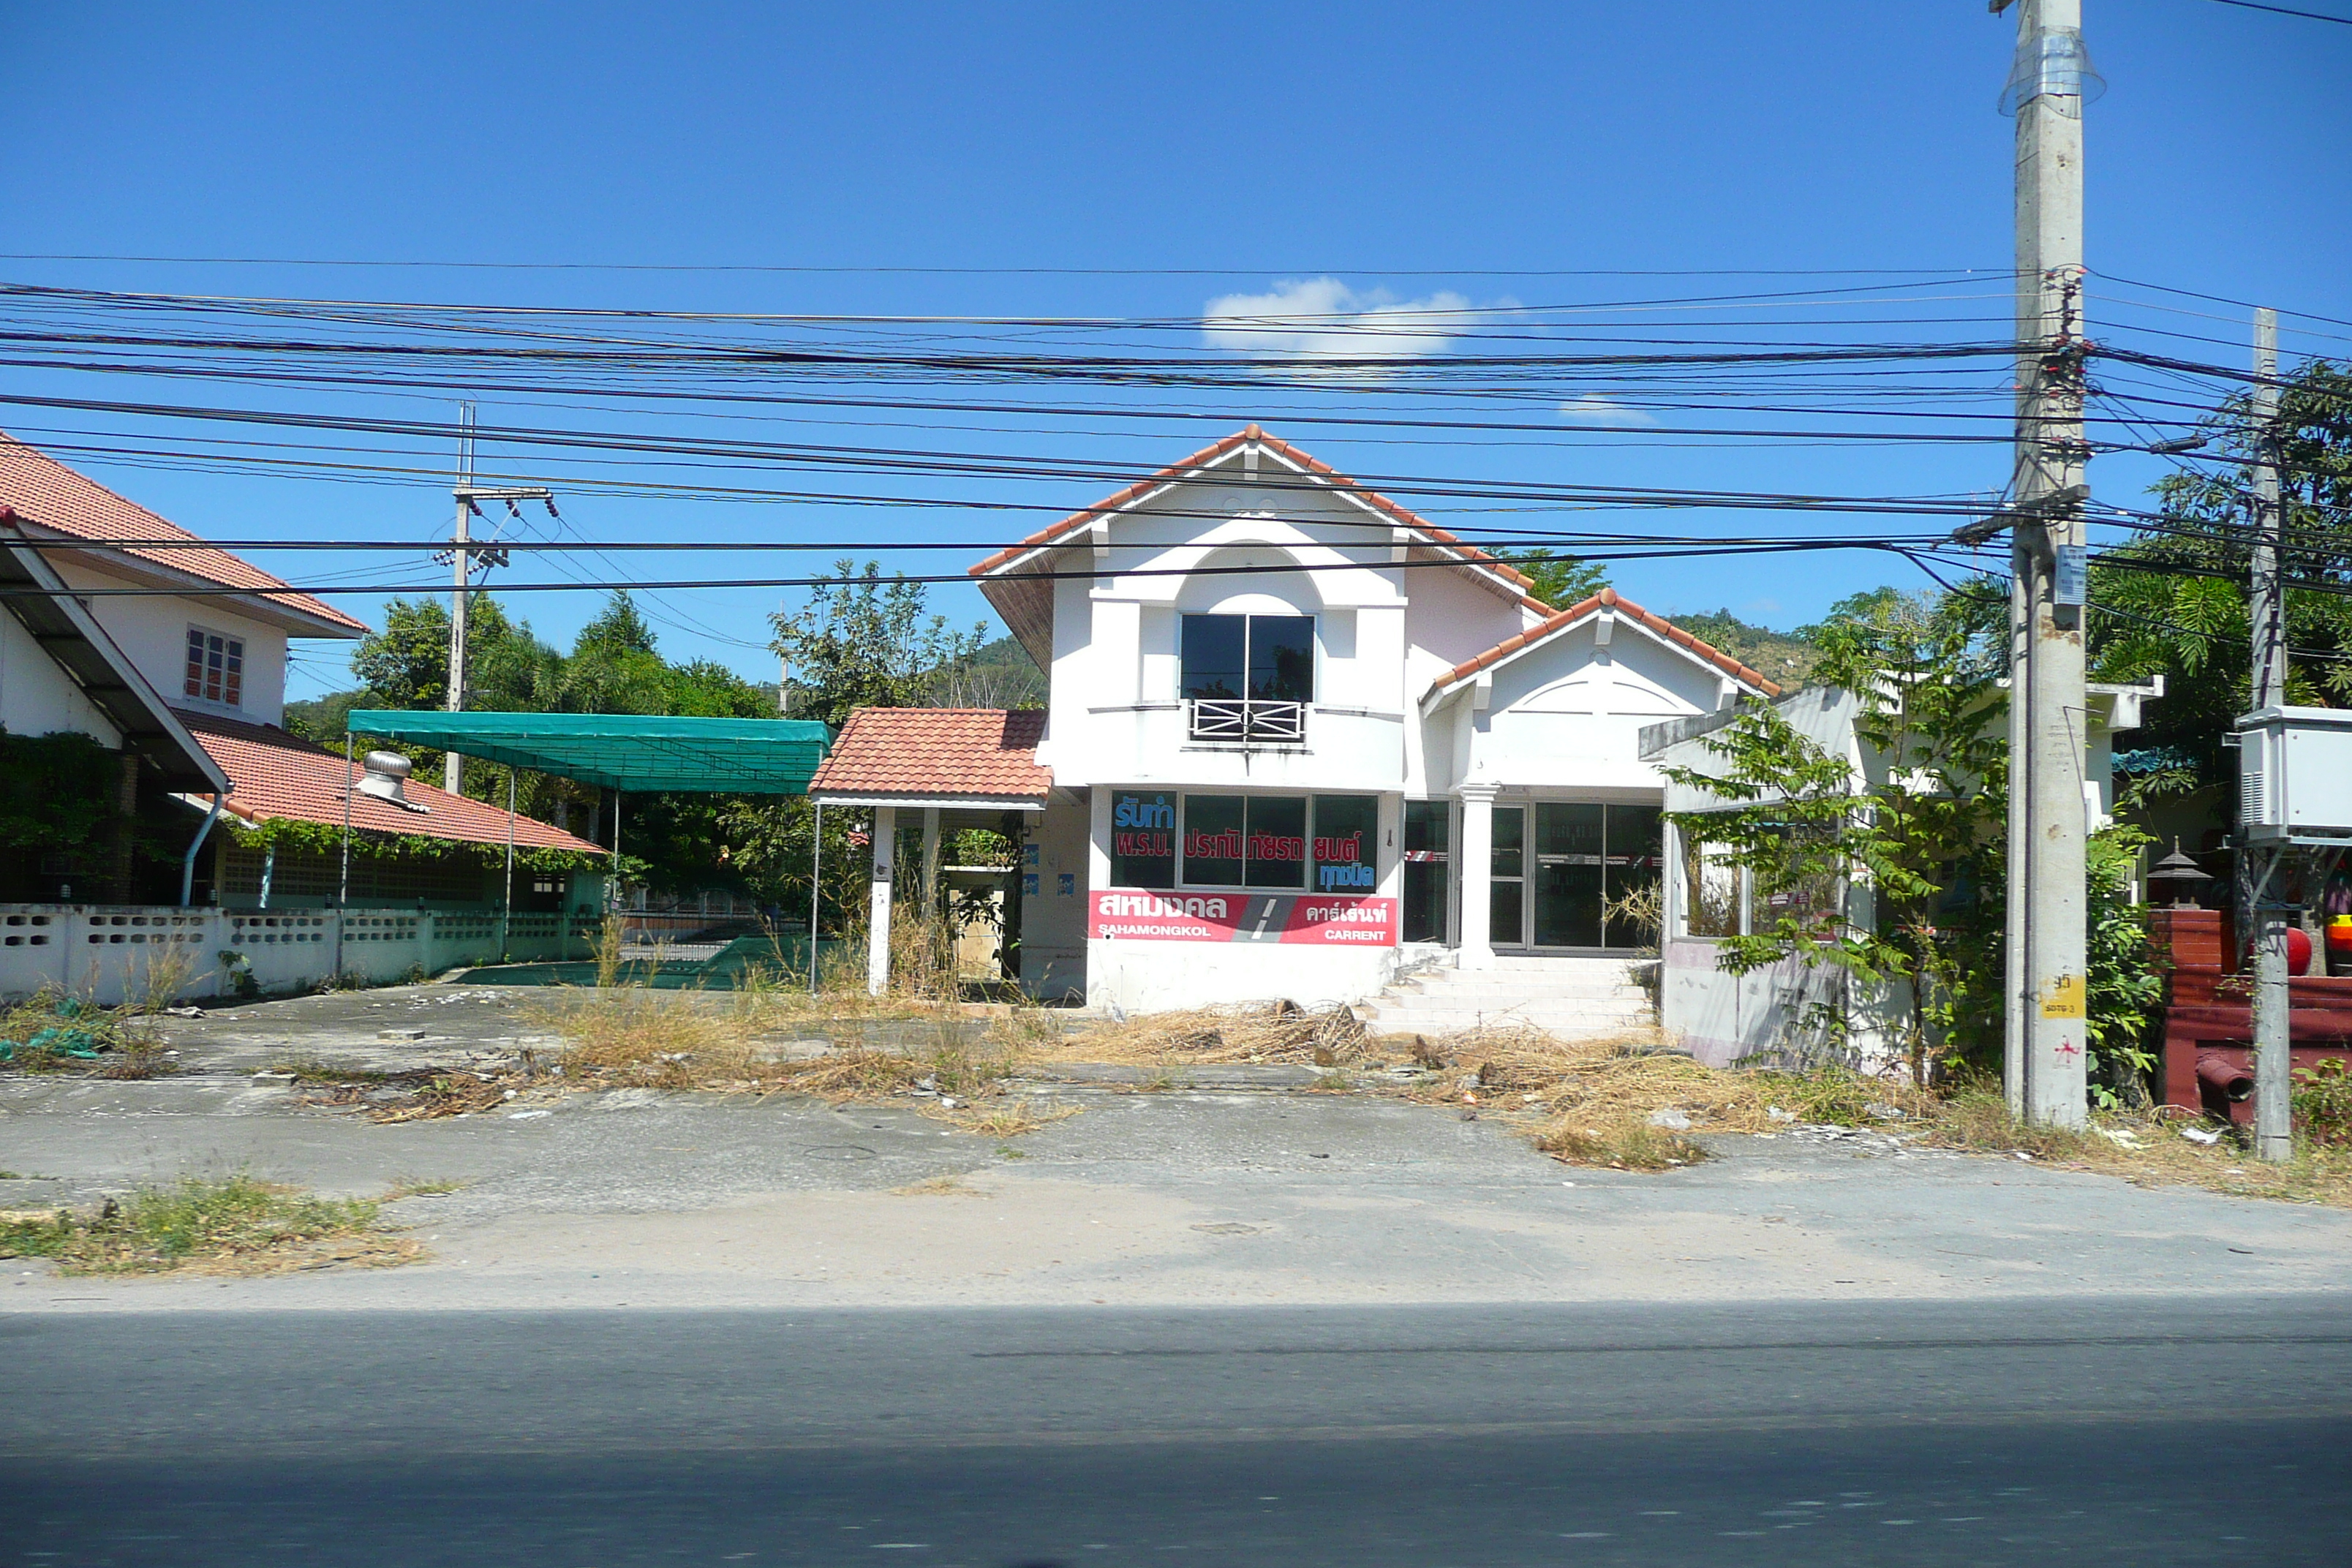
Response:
[1017, 799, 1090, 1001]
[0, 902, 600, 1006]
[1085, 938, 1405, 1016]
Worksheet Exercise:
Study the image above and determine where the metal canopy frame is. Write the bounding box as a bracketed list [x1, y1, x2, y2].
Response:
[344, 711, 832, 795]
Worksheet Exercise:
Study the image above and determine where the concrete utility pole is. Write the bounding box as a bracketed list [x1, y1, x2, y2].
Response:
[1997, 0, 2095, 1126]
[2248, 306, 2293, 1162]
[437, 402, 555, 793]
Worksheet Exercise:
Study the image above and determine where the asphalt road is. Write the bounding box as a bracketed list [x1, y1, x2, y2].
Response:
[7, 1293, 2348, 1566]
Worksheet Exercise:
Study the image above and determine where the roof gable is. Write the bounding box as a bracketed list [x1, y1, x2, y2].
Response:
[968, 426, 1549, 667]
[0, 437, 367, 636]
[1427, 587, 1782, 704]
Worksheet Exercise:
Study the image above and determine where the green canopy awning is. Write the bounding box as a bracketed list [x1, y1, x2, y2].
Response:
[345, 711, 832, 794]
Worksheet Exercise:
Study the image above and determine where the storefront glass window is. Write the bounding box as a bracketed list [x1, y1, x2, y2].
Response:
[1244, 796, 1308, 888]
[1182, 795, 1245, 885]
[1311, 795, 1378, 894]
[1109, 791, 1177, 889]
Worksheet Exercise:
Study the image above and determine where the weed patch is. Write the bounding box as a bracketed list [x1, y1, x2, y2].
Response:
[1535, 1115, 1708, 1172]
[943, 1097, 1079, 1138]
[0, 1175, 418, 1276]
[892, 1174, 987, 1197]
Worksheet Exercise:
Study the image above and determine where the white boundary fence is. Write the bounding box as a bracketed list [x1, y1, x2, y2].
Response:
[0, 904, 600, 1005]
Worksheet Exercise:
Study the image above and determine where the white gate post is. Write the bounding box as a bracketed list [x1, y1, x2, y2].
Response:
[867, 806, 897, 996]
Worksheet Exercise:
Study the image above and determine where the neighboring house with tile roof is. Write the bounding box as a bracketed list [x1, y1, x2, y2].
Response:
[830, 426, 1779, 1012]
[0, 439, 601, 924]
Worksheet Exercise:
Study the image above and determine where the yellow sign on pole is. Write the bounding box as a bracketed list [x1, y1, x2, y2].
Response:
[2040, 973, 2087, 1019]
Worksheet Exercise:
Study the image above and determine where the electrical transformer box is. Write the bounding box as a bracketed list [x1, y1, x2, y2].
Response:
[2237, 706, 2352, 845]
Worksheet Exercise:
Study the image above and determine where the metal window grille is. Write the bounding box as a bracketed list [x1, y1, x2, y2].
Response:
[1188, 698, 1305, 744]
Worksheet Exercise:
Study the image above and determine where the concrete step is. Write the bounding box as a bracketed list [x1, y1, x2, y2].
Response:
[1365, 989, 1654, 1015]
[1373, 984, 1648, 1008]
[1362, 1009, 1654, 1040]
[1489, 954, 1658, 973]
[1391, 978, 1651, 1001]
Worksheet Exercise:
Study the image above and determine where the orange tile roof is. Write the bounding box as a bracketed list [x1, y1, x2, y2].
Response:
[1430, 587, 1782, 699]
[0, 436, 367, 634]
[967, 423, 1543, 602]
[810, 708, 1051, 802]
[176, 707, 606, 853]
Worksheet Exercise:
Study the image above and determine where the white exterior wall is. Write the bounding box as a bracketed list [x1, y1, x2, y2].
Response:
[53, 560, 294, 728]
[1018, 800, 1090, 1001]
[0, 607, 121, 740]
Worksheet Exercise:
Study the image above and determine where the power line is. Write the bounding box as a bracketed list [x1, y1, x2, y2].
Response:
[2204, 0, 2352, 24]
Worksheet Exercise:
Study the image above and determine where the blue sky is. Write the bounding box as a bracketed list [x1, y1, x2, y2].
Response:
[3, 0, 2348, 700]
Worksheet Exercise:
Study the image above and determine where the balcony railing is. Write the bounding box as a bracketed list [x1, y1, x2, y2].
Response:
[1188, 698, 1306, 744]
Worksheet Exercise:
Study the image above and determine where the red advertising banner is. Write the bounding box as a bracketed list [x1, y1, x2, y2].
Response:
[1089, 889, 1398, 946]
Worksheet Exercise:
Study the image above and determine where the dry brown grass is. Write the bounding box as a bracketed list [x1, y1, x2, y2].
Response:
[937, 1096, 1081, 1137]
[891, 1173, 987, 1197]
[1049, 1000, 1373, 1067]
[494, 968, 1062, 1133]
[1361, 1018, 2352, 1202]
[1916, 1088, 2352, 1207]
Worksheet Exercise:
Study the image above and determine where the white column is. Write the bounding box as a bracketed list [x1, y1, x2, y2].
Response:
[1375, 793, 1403, 903]
[921, 807, 941, 915]
[1457, 784, 1497, 970]
[867, 805, 897, 996]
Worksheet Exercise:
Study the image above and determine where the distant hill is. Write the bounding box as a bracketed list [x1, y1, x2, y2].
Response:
[1667, 609, 1820, 691]
[929, 636, 1047, 709]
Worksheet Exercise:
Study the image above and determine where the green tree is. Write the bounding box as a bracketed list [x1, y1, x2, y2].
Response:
[769, 561, 987, 726]
[1662, 587, 2163, 1101]
[2091, 359, 2352, 804]
[349, 595, 559, 713]
[1659, 595, 2008, 1082]
[1491, 546, 1610, 608]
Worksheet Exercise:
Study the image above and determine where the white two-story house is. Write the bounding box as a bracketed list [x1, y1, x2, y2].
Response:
[815, 426, 1782, 1025]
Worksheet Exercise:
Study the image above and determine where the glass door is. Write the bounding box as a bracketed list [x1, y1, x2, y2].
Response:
[1603, 805, 1664, 949]
[1532, 802, 1605, 948]
[1403, 800, 1450, 943]
[1490, 806, 1526, 948]
[1496, 802, 1670, 951]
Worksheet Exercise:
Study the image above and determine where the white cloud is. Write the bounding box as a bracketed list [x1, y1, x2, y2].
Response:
[1201, 278, 1480, 370]
[1557, 394, 1658, 428]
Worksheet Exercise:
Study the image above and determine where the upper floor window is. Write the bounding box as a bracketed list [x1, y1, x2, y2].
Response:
[184, 627, 244, 709]
[1180, 614, 1313, 703]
